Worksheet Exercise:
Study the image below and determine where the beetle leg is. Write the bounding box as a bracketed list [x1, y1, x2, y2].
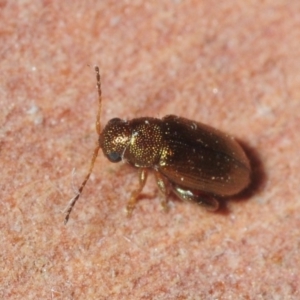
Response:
[172, 184, 219, 211]
[154, 170, 170, 212]
[126, 168, 148, 216]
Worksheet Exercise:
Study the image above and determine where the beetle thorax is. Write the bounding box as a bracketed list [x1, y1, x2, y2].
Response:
[124, 118, 164, 168]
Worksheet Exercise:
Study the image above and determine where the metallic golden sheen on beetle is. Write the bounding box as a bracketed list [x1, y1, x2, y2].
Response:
[64, 67, 251, 224]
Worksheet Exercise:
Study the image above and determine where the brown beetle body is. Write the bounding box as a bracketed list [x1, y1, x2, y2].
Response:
[100, 115, 250, 212]
[64, 67, 250, 223]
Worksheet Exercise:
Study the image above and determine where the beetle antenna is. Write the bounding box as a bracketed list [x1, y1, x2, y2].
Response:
[64, 66, 102, 224]
[95, 66, 102, 135]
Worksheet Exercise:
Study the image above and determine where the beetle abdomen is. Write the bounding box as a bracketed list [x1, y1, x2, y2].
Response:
[158, 115, 250, 196]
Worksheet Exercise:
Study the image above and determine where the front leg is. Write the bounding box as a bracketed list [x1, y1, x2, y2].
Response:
[126, 168, 148, 216]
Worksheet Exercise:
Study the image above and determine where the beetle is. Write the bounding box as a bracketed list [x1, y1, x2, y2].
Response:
[64, 67, 251, 224]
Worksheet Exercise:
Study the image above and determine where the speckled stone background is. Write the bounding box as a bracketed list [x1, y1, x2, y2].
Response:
[1, 1, 300, 299]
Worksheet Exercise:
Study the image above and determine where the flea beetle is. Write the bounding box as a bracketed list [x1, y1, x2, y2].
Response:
[64, 67, 251, 223]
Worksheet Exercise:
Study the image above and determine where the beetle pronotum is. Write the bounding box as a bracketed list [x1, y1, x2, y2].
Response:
[64, 67, 250, 224]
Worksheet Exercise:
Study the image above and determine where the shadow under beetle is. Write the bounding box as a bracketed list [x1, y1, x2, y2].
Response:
[64, 67, 251, 224]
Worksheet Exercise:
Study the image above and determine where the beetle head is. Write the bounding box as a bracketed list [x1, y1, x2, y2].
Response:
[99, 118, 130, 162]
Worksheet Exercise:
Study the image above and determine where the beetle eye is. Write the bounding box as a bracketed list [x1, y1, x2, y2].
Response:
[107, 151, 122, 162]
